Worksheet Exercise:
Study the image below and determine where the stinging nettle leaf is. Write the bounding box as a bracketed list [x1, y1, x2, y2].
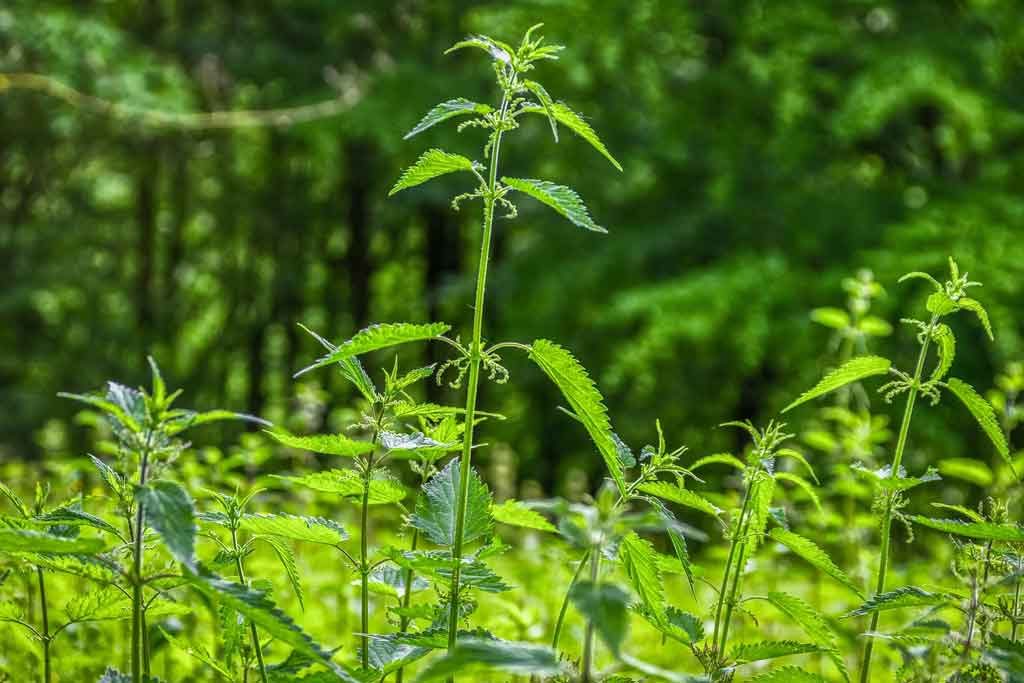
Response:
[445, 35, 513, 63]
[404, 98, 493, 139]
[619, 532, 667, 626]
[569, 580, 629, 655]
[296, 322, 450, 377]
[519, 101, 622, 171]
[241, 513, 349, 546]
[410, 457, 493, 547]
[637, 481, 722, 518]
[136, 480, 197, 570]
[274, 469, 409, 505]
[783, 356, 892, 413]
[945, 377, 1013, 476]
[415, 638, 565, 682]
[389, 149, 477, 197]
[529, 339, 628, 496]
[502, 177, 605, 233]
[490, 499, 556, 533]
[0, 528, 107, 555]
[957, 297, 993, 340]
[909, 516, 1024, 542]
[731, 640, 822, 665]
[265, 430, 375, 458]
[762, 591, 848, 682]
[522, 80, 558, 141]
[843, 586, 950, 618]
[769, 528, 863, 598]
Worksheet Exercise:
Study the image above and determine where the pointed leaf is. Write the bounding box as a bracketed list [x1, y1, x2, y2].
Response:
[809, 307, 850, 330]
[241, 513, 348, 546]
[936, 458, 993, 487]
[263, 535, 304, 611]
[946, 377, 1013, 474]
[274, 470, 408, 505]
[503, 177, 605, 233]
[930, 324, 956, 382]
[520, 102, 622, 170]
[958, 297, 993, 340]
[0, 529, 106, 555]
[637, 482, 722, 518]
[529, 339, 627, 495]
[750, 667, 829, 683]
[522, 80, 558, 141]
[731, 640, 821, 665]
[415, 638, 565, 682]
[265, 430, 375, 458]
[296, 322, 450, 377]
[34, 506, 120, 537]
[0, 481, 28, 518]
[762, 591, 848, 682]
[844, 586, 950, 617]
[491, 500, 556, 533]
[389, 150, 476, 196]
[410, 457, 493, 546]
[783, 356, 891, 413]
[569, 580, 629, 655]
[619, 532, 666, 626]
[769, 528, 862, 598]
[909, 516, 1024, 542]
[404, 98, 492, 139]
[444, 35, 512, 63]
[137, 480, 197, 569]
[689, 453, 746, 472]
[774, 472, 823, 514]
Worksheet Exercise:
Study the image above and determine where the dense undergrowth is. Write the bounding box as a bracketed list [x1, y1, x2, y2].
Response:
[1, 25, 1024, 683]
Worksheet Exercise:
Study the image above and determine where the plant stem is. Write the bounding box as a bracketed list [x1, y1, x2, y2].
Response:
[36, 568, 51, 683]
[857, 316, 935, 683]
[131, 436, 152, 683]
[360, 461, 372, 671]
[712, 473, 755, 654]
[1012, 549, 1022, 641]
[394, 526, 420, 683]
[580, 549, 602, 683]
[717, 479, 759, 658]
[445, 86, 513, 666]
[551, 549, 591, 651]
[232, 528, 268, 683]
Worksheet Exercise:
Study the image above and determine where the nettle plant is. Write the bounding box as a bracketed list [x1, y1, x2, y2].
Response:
[263, 24, 626, 682]
[782, 258, 1017, 682]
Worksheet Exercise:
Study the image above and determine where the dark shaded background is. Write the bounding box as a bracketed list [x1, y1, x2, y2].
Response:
[2, 1, 1023, 492]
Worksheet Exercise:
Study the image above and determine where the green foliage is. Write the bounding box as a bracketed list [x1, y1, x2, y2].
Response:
[389, 150, 478, 197]
[404, 99, 493, 139]
[909, 516, 1024, 542]
[730, 640, 821, 665]
[0, 529, 107, 554]
[529, 339, 627, 495]
[619, 532, 667, 625]
[265, 430, 375, 458]
[136, 479, 197, 568]
[569, 580, 629, 655]
[783, 356, 892, 413]
[637, 481, 722, 518]
[296, 322, 450, 377]
[844, 586, 950, 617]
[414, 638, 566, 682]
[945, 377, 1013, 472]
[502, 178, 605, 233]
[518, 101, 623, 170]
[762, 591, 848, 682]
[490, 500, 556, 532]
[240, 513, 349, 546]
[769, 528, 863, 598]
[410, 457, 493, 546]
[274, 470, 409, 505]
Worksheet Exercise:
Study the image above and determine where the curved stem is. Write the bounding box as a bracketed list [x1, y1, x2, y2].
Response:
[445, 85, 513, 667]
[858, 316, 935, 683]
[36, 568, 51, 683]
[231, 528, 268, 683]
[551, 549, 591, 651]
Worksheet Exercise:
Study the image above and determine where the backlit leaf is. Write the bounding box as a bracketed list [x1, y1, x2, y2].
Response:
[946, 378, 1013, 475]
[619, 532, 666, 626]
[296, 322, 450, 377]
[389, 149, 476, 196]
[274, 470, 408, 505]
[637, 482, 722, 519]
[415, 638, 565, 682]
[264, 430, 375, 458]
[570, 579, 629, 655]
[137, 480, 197, 569]
[844, 586, 951, 617]
[404, 98, 492, 139]
[783, 356, 891, 413]
[410, 457, 493, 546]
[769, 528, 862, 598]
[491, 500, 556, 533]
[0, 529, 106, 555]
[910, 516, 1024, 542]
[519, 102, 622, 171]
[503, 177, 605, 233]
[763, 591, 848, 681]
[241, 513, 348, 546]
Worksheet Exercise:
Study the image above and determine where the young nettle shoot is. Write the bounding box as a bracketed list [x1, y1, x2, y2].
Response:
[783, 258, 1015, 683]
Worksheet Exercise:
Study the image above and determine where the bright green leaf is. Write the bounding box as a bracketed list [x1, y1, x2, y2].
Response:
[783, 356, 892, 413]
[503, 177, 605, 233]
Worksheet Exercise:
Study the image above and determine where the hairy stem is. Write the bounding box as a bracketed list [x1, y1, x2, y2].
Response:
[445, 85, 513, 665]
[712, 473, 755, 655]
[581, 549, 602, 683]
[394, 526, 421, 683]
[551, 549, 591, 651]
[1012, 549, 1022, 641]
[232, 528, 268, 683]
[858, 316, 935, 683]
[131, 435, 152, 683]
[717, 478, 760, 658]
[360, 461, 372, 671]
[36, 568, 50, 683]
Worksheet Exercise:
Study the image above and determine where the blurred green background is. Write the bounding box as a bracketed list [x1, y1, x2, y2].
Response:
[2, 1, 1023, 492]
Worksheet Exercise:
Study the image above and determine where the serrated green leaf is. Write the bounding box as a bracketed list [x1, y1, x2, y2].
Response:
[189, 568, 356, 681]
[365, 563, 429, 600]
[21, 553, 119, 582]
[570, 579, 629, 655]
[503, 177, 605, 233]
[810, 307, 850, 330]
[619, 532, 667, 626]
[773, 472, 823, 514]
[381, 431, 453, 452]
[844, 586, 950, 617]
[385, 548, 511, 593]
[296, 322, 450, 377]
[749, 667, 829, 683]
[927, 291, 959, 316]
[689, 453, 746, 472]
[762, 591, 848, 682]
[930, 502, 986, 523]
[403, 98, 493, 139]
[163, 408, 268, 436]
[491, 500, 556, 533]
[410, 457, 493, 546]
[747, 475, 777, 552]
[931, 324, 956, 382]
[936, 458, 993, 487]
[859, 315, 893, 337]
[241, 513, 348, 546]
[274, 469, 408, 505]
[389, 149, 476, 196]
[946, 378, 1013, 475]
[783, 356, 891, 413]
[637, 482, 722, 518]
[522, 80, 558, 141]
[776, 448, 819, 484]
[415, 638, 565, 682]
[851, 463, 941, 491]
[529, 339, 628, 496]
[910, 516, 1024, 542]
[769, 528, 863, 598]
[298, 323, 378, 402]
[34, 506, 121, 537]
[445, 35, 513, 63]
[137, 480, 196, 569]
[958, 297, 993, 340]
[898, 271, 942, 291]
[88, 455, 125, 497]
[519, 102, 622, 171]
[0, 529, 107, 555]
[0, 481, 28, 518]
[731, 640, 821, 665]
[0, 600, 24, 622]
[160, 628, 234, 680]
[263, 535, 304, 611]
[264, 430, 375, 458]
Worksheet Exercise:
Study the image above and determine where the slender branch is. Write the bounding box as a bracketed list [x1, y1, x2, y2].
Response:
[131, 430, 154, 683]
[580, 550, 602, 683]
[231, 528, 268, 683]
[36, 568, 51, 683]
[394, 526, 421, 683]
[551, 549, 591, 651]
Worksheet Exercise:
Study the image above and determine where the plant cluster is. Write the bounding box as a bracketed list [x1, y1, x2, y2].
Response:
[1, 24, 1023, 683]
